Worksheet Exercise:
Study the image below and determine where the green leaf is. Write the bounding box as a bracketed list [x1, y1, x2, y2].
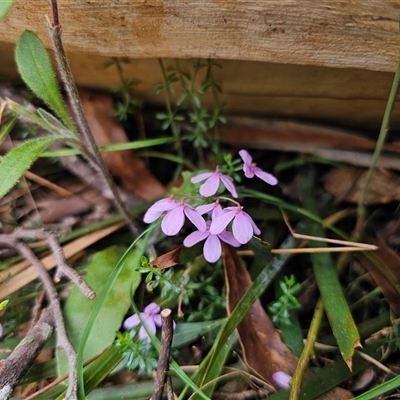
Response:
[0, 0, 14, 21]
[15, 30, 75, 131]
[57, 246, 141, 376]
[0, 136, 60, 200]
[0, 114, 17, 145]
[37, 108, 74, 137]
[301, 167, 360, 364]
[172, 319, 225, 348]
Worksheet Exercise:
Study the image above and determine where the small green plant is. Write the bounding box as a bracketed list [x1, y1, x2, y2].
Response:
[104, 57, 144, 122]
[155, 59, 226, 163]
[268, 275, 301, 327]
[114, 330, 158, 375]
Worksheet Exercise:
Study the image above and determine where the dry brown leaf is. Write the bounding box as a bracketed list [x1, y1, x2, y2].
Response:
[149, 246, 183, 270]
[323, 167, 400, 205]
[222, 117, 400, 170]
[79, 90, 166, 201]
[355, 238, 400, 316]
[223, 244, 298, 388]
[35, 185, 109, 223]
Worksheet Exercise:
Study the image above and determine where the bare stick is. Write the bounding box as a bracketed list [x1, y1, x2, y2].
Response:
[152, 309, 174, 400]
[0, 229, 95, 299]
[47, 0, 139, 235]
[14, 241, 78, 400]
[0, 309, 54, 399]
[281, 209, 377, 250]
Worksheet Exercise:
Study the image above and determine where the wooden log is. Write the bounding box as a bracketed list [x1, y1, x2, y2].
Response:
[1, 1, 400, 71]
[1, 1, 400, 126]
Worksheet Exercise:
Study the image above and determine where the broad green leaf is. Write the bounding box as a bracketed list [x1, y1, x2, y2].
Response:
[57, 246, 141, 376]
[0, 0, 14, 20]
[0, 136, 60, 200]
[15, 30, 75, 131]
[302, 167, 360, 365]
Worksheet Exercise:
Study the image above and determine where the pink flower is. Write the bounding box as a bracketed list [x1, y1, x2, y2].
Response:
[123, 303, 161, 342]
[143, 197, 206, 236]
[183, 221, 241, 263]
[123, 303, 176, 342]
[191, 166, 238, 198]
[272, 371, 292, 390]
[209, 205, 261, 244]
[239, 149, 278, 186]
[196, 200, 224, 220]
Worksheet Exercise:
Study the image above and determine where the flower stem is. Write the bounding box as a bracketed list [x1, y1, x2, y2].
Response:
[47, 0, 139, 235]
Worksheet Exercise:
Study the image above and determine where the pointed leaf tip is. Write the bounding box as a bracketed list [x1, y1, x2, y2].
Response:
[15, 30, 74, 130]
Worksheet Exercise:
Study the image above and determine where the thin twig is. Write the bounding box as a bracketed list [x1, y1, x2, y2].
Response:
[15, 242, 78, 400]
[152, 308, 174, 400]
[0, 229, 95, 299]
[281, 209, 377, 250]
[0, 309, 54, 399]
[47, 0, 139, 235]
[289, 298, 325, 400]
[356, 55, 400, 232]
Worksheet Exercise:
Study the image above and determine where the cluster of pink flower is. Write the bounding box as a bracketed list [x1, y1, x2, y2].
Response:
[143, 150, 278, 263]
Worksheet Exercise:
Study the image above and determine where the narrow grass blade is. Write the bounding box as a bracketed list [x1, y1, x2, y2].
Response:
[15, 30, 75, 131]
[40, 137, 176, 157]
[76, 231, 151, 399]
[0, 114, 17, 145]
[0, 136, 60, 200]
[302, 167, 360, 366]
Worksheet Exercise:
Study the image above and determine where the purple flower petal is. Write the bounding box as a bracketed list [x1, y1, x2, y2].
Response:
[144, 302, 160, 314]
[153, 314, 162, 327]
[138, 326, 151, 342]
[161, 206, 185, 236]
[219, 174, 238, 198]
[212, 203, 224, 219]
[254, 168, 278, 186]
[239, 149, 252, 165]
[0, 323, 2, 338]
[184, 230, 210, 247]
[196, 203, 215, 215]
[272, 371, 292, 390]
[191, 172, 213, 184]
[143, 316, 157, 335]
[203, 234, 222, 263]
[218, 230, 241, 247]
[184, 206, 206, 232]
[199, 174, 220, 197]
[143, 198, 179, 223]
[123, 314, 141, 330]
[243, 212, 261, 235]
[209, 210, 236, 235]
[232, 212, 254, 244]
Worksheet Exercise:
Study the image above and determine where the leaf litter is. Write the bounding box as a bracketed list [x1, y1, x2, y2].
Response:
[2, 57, 400, 400]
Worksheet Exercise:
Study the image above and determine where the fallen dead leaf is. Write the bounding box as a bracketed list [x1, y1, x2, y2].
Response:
[223, 244, 297, 387]
[150, 246, 183, 270]
[35, 185, 109, 224]
[222, 117, 400, 170]
[323, 167, 400, 205]
[79, 89, 166, 201]
[355, 238, 400, 316]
